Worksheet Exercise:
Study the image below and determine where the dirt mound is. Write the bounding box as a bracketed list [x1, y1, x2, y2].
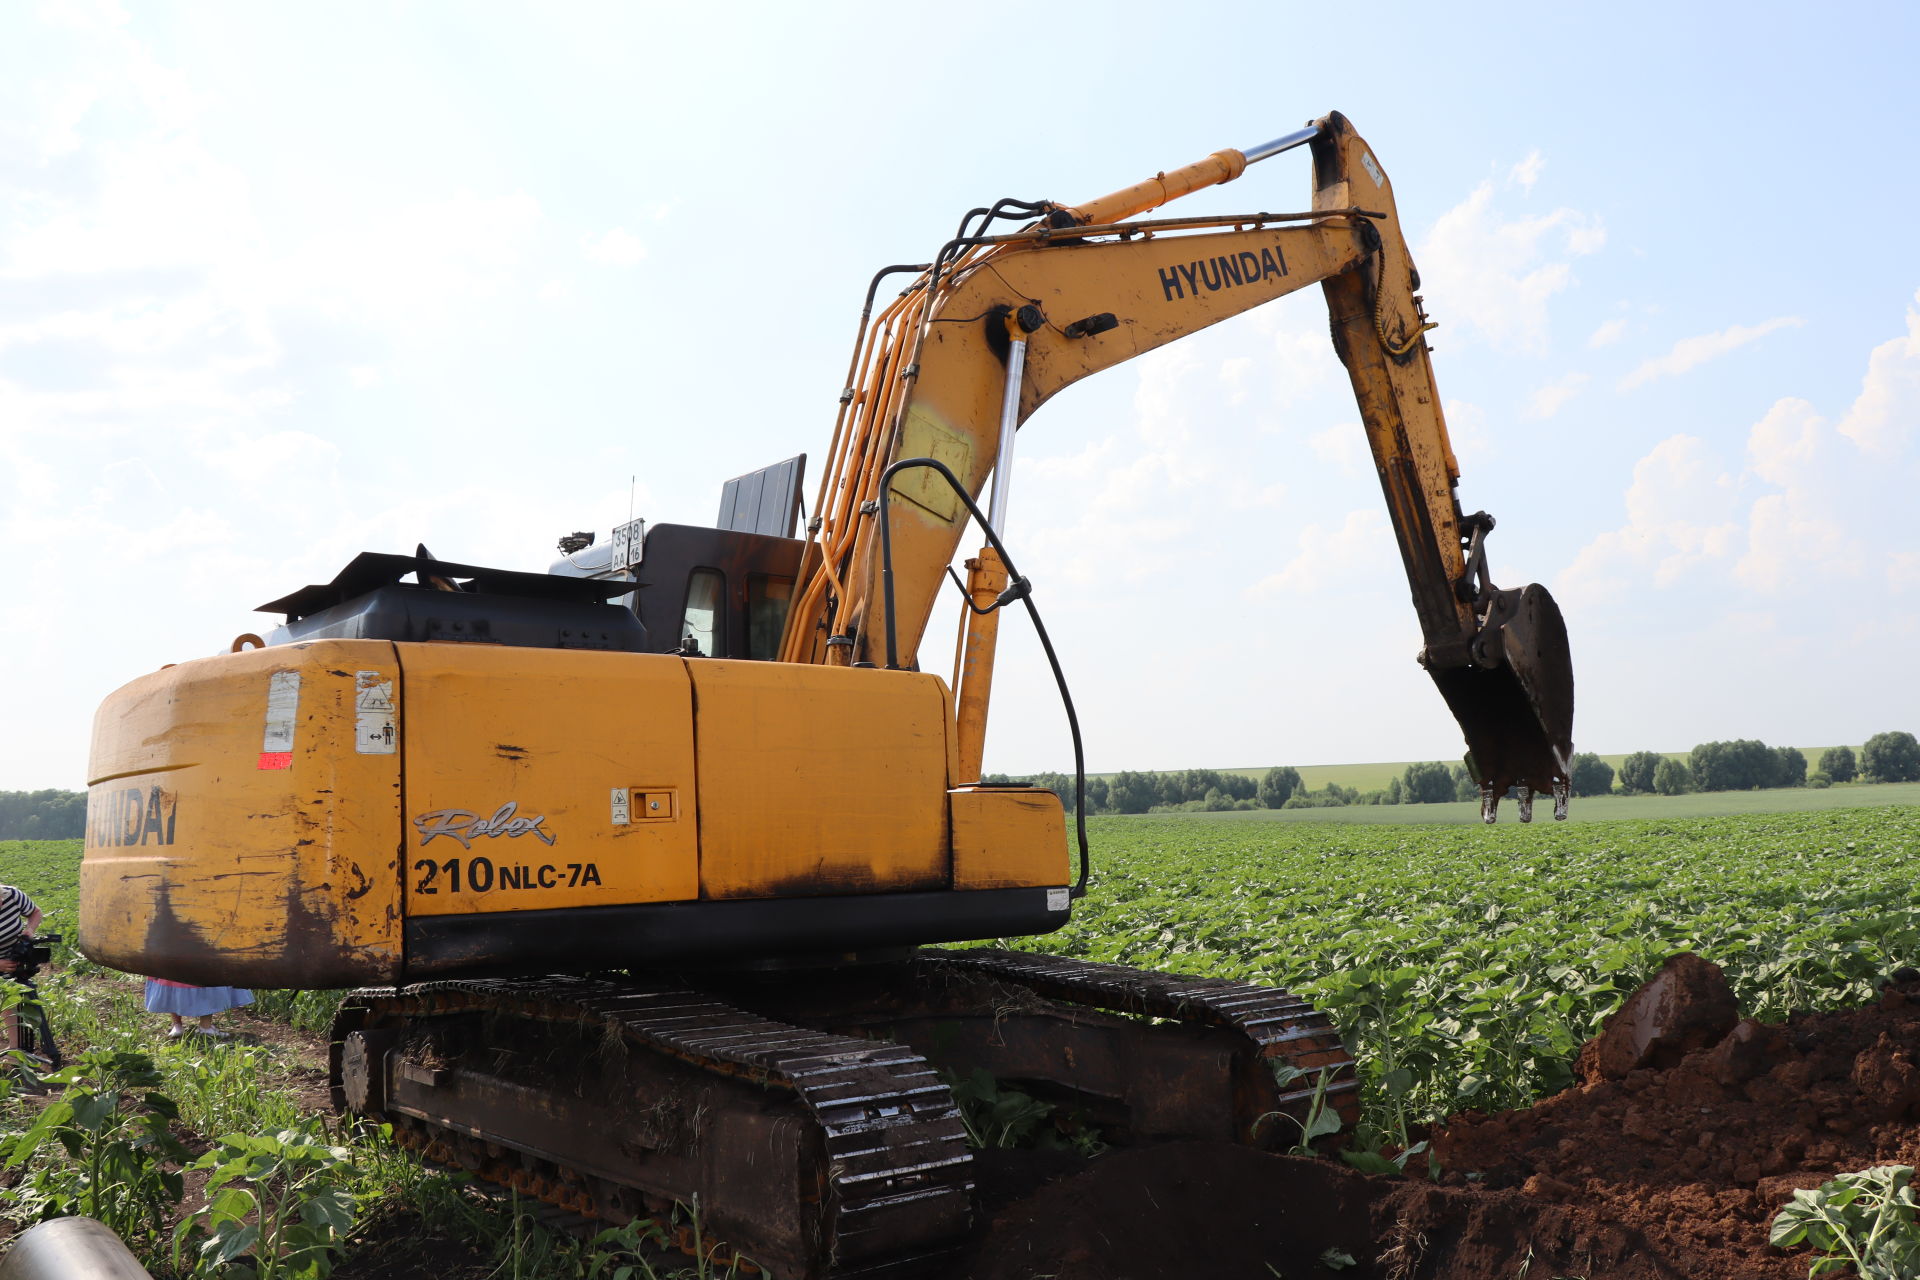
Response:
[1432, 963, 1920, 1277]
[968, 962, 1920, 1279]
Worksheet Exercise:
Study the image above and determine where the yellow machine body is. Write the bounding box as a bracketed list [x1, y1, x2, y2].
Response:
[81, 640, 1068, 987]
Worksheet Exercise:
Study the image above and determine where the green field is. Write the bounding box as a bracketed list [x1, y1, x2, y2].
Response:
[1021, 803, 1920, 1142]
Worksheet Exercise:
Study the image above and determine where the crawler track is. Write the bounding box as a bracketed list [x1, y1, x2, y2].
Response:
[329, 956, 1360, 1278]
[331, 976, 972, 1279]
[924, 948, 1361, 1128]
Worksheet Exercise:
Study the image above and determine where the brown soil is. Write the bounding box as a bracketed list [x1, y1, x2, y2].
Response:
[964, 959, 1920, 1280]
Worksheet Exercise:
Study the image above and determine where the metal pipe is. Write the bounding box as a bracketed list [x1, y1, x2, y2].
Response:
[986, 337, 1028, 537]
[0, 1217, 155, 1280]
[1240, 125, 1320, 165]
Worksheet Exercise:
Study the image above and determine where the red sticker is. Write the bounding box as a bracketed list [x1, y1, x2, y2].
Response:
[257, 751, 293, 770]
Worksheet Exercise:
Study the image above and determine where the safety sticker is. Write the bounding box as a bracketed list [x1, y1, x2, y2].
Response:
[258, 670, 301, 769]
[1046, 887, 1070, 912]
[610, 787, 631, 825]
[354, 670, 397, 754]
[1360, 150, 1385, 188]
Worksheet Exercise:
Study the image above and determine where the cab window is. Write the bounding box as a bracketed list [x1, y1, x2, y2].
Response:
[681, 569, 724, 657]
[747, 575, 794, 661]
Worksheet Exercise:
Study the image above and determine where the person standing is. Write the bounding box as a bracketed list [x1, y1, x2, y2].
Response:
[0, 884, 44, 1052]
[144, 978, 253, 1040]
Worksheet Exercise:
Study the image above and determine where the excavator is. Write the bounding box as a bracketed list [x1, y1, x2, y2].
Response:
[80, 113, 1574, 1277]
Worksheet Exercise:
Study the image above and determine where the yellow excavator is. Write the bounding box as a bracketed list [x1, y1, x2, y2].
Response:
[81, 113, 1573, 1277]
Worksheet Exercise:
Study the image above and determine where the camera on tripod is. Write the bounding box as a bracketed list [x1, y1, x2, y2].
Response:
[7, 933, 59, 983]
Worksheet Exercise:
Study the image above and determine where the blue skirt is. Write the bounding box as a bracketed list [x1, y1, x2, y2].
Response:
[144, 980, 254, 1017]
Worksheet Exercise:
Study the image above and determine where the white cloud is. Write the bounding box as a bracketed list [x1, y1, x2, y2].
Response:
[1619, 316, 1803, 390]
[1565, 377, 1900, 609]
[1835, 288, 1920, 454]
[1247, 313, 1343, 413]
[1307, 422, 1369, 476]
[583, 227, 648, 268]
[1734, 489, 1859, 594]
[1587, 317, 1628, 348]
[1417, 177, 1605, 355]
[1732, 399, 1864, 594]
[1744, 397, 1821, 487]
[1247, 508, 1394, 598]
[1508, 150, 1544, 193]
[1525, 372, 1589, 420]
[2, 135, 263, 278]
[1558, 434, 1741, 601]
[280, 190, 543, 320]
[204, 429, 340, 490]
[1891, 552, 1920, 592]
[1443, 398, 1491, 470]
[1220, 355, 1254, 405]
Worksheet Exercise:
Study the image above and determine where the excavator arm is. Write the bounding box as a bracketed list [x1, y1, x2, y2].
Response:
[781, 110, 1573, 819]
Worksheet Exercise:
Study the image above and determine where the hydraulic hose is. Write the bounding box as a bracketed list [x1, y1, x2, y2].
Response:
[876, 456, 1091, 897]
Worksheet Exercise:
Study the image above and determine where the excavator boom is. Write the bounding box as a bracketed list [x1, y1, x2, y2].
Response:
[781, 111, 1573, 816]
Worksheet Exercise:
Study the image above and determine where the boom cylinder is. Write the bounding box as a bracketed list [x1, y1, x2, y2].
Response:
[1065, 124, 1319, 225]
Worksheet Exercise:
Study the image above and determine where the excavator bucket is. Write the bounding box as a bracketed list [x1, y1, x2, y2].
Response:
[1427, 583, 1574, 822]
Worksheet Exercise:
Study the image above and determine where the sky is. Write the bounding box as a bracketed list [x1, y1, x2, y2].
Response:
[3, 1, 1918, 790]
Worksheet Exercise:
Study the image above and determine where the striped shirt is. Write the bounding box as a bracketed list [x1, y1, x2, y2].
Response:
[0, 885, 37, 954]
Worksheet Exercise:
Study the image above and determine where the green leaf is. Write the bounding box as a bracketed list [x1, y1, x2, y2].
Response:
[204, 1221, 262, 1264]
[1339, 1150, 1401, 1176]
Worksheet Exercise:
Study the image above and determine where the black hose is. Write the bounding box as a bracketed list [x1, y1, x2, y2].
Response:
[876, 456, 1091, 898]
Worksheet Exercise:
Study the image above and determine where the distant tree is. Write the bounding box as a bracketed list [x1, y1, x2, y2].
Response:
[1861, 731, 1920, 783]
[1403, 761, 1455, 805]
[1653, 757, 1692, 795]
[1807, 771, 1832, 789]
[1819, 745, 1857, 784]
[1257, 767, 1302, 809]
[1451, 764, 1480, 802]
[1084, 776, 1110, 812]
[0, 790, 86, 840]
[1773, 746, 1808, 788]
[1689, 739, 1780, 791]
[1386, 776, 1404, 805]
[1220, 773, 1259, 803]
[1568, 753, 1615, 798]
[1617, 751, 1663, 796]
[1107, 770, 1157, 814]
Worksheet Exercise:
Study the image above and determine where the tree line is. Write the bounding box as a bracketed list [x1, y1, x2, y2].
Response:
[1608, 731, 1920, 796]
[0, 790, 87, 840]
[988, 729, 1920, 814]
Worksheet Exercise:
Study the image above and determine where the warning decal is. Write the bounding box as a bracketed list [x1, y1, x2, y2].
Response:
[259, 670, 301, 770]
[354, 670, 398, 754]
